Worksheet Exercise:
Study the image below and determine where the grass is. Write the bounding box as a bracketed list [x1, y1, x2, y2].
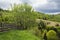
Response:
[0, 30, 41, 40]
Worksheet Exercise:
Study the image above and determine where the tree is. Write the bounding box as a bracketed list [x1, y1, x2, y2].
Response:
[12, 4, 37, 29]
[0, 8, 3, 11]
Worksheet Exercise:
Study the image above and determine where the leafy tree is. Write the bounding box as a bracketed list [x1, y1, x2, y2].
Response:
[11, 4, 37, 29]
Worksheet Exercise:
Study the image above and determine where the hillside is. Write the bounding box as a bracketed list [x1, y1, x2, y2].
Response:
[36, 19, 60, 26]
[0, 4, 60, 40]
[49, 14, 60, 22]
[37, 12, 60, 22]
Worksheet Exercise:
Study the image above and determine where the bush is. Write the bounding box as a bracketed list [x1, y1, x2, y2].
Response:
[47, 30, 58, 40]
[43, 17, 48, 20]
[38, 20, 46, 30]
[55, 24, 60, 26]
[47, 26, 58, 32]
[47, 22, 50, 25]
[57, 32, 60, 38]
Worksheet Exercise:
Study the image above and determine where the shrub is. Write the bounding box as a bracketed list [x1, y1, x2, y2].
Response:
[43, 17, 48, 20]
[38, 20, 46, 30]
[47, 30, 58, 40]
[57, 32, 60, 38]
[47, 26, 58, 32]
[55, 24, 60, 26]
[47, 22, 50, 25]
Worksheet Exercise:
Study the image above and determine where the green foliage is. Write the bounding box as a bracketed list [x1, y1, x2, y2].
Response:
[47, 30, 58, 40]
[38, 20, 46, 30]
[37, 12, 60, 22]
[11, 4, 37, 29]
[56, 27, 60, 38]
[47, 26, 58, 32]
[0, 4, 38, 30]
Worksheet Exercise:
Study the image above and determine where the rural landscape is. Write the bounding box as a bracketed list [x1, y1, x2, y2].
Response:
[0, 0, 60, 40]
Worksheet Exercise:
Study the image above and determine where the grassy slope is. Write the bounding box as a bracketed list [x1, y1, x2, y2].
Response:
[48, 14, 60, 22]
[0, 30, 40, 40]
[38, 13, 60, 22]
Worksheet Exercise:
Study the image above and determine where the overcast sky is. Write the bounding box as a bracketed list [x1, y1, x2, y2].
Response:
[0, 0, 60, 14]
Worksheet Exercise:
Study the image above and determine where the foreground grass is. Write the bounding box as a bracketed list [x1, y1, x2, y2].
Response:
[0, 30, 40, 40]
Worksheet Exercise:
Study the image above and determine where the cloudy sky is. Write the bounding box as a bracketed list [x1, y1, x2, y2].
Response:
[0, 0, 60, 14]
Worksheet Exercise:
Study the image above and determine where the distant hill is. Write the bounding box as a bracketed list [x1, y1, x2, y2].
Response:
[49, 14, 60, 22]
[37, 12, 60, 22]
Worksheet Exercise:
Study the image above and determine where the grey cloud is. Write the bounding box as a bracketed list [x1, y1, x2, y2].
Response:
[36, 0, 60, 13]
[48, 0, 60, 2]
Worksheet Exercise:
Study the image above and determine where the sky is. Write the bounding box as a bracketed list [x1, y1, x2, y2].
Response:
[0, 0, 60, 14]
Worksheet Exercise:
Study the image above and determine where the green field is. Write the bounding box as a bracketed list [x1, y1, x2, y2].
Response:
[0, 30, 41, 40]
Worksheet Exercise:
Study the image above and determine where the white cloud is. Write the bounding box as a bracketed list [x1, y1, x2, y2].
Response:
[0, 0, 60, 13]
[29, 0, 48, 7]
[0, 0, 22, 9]
[0, 0, 22, 4]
